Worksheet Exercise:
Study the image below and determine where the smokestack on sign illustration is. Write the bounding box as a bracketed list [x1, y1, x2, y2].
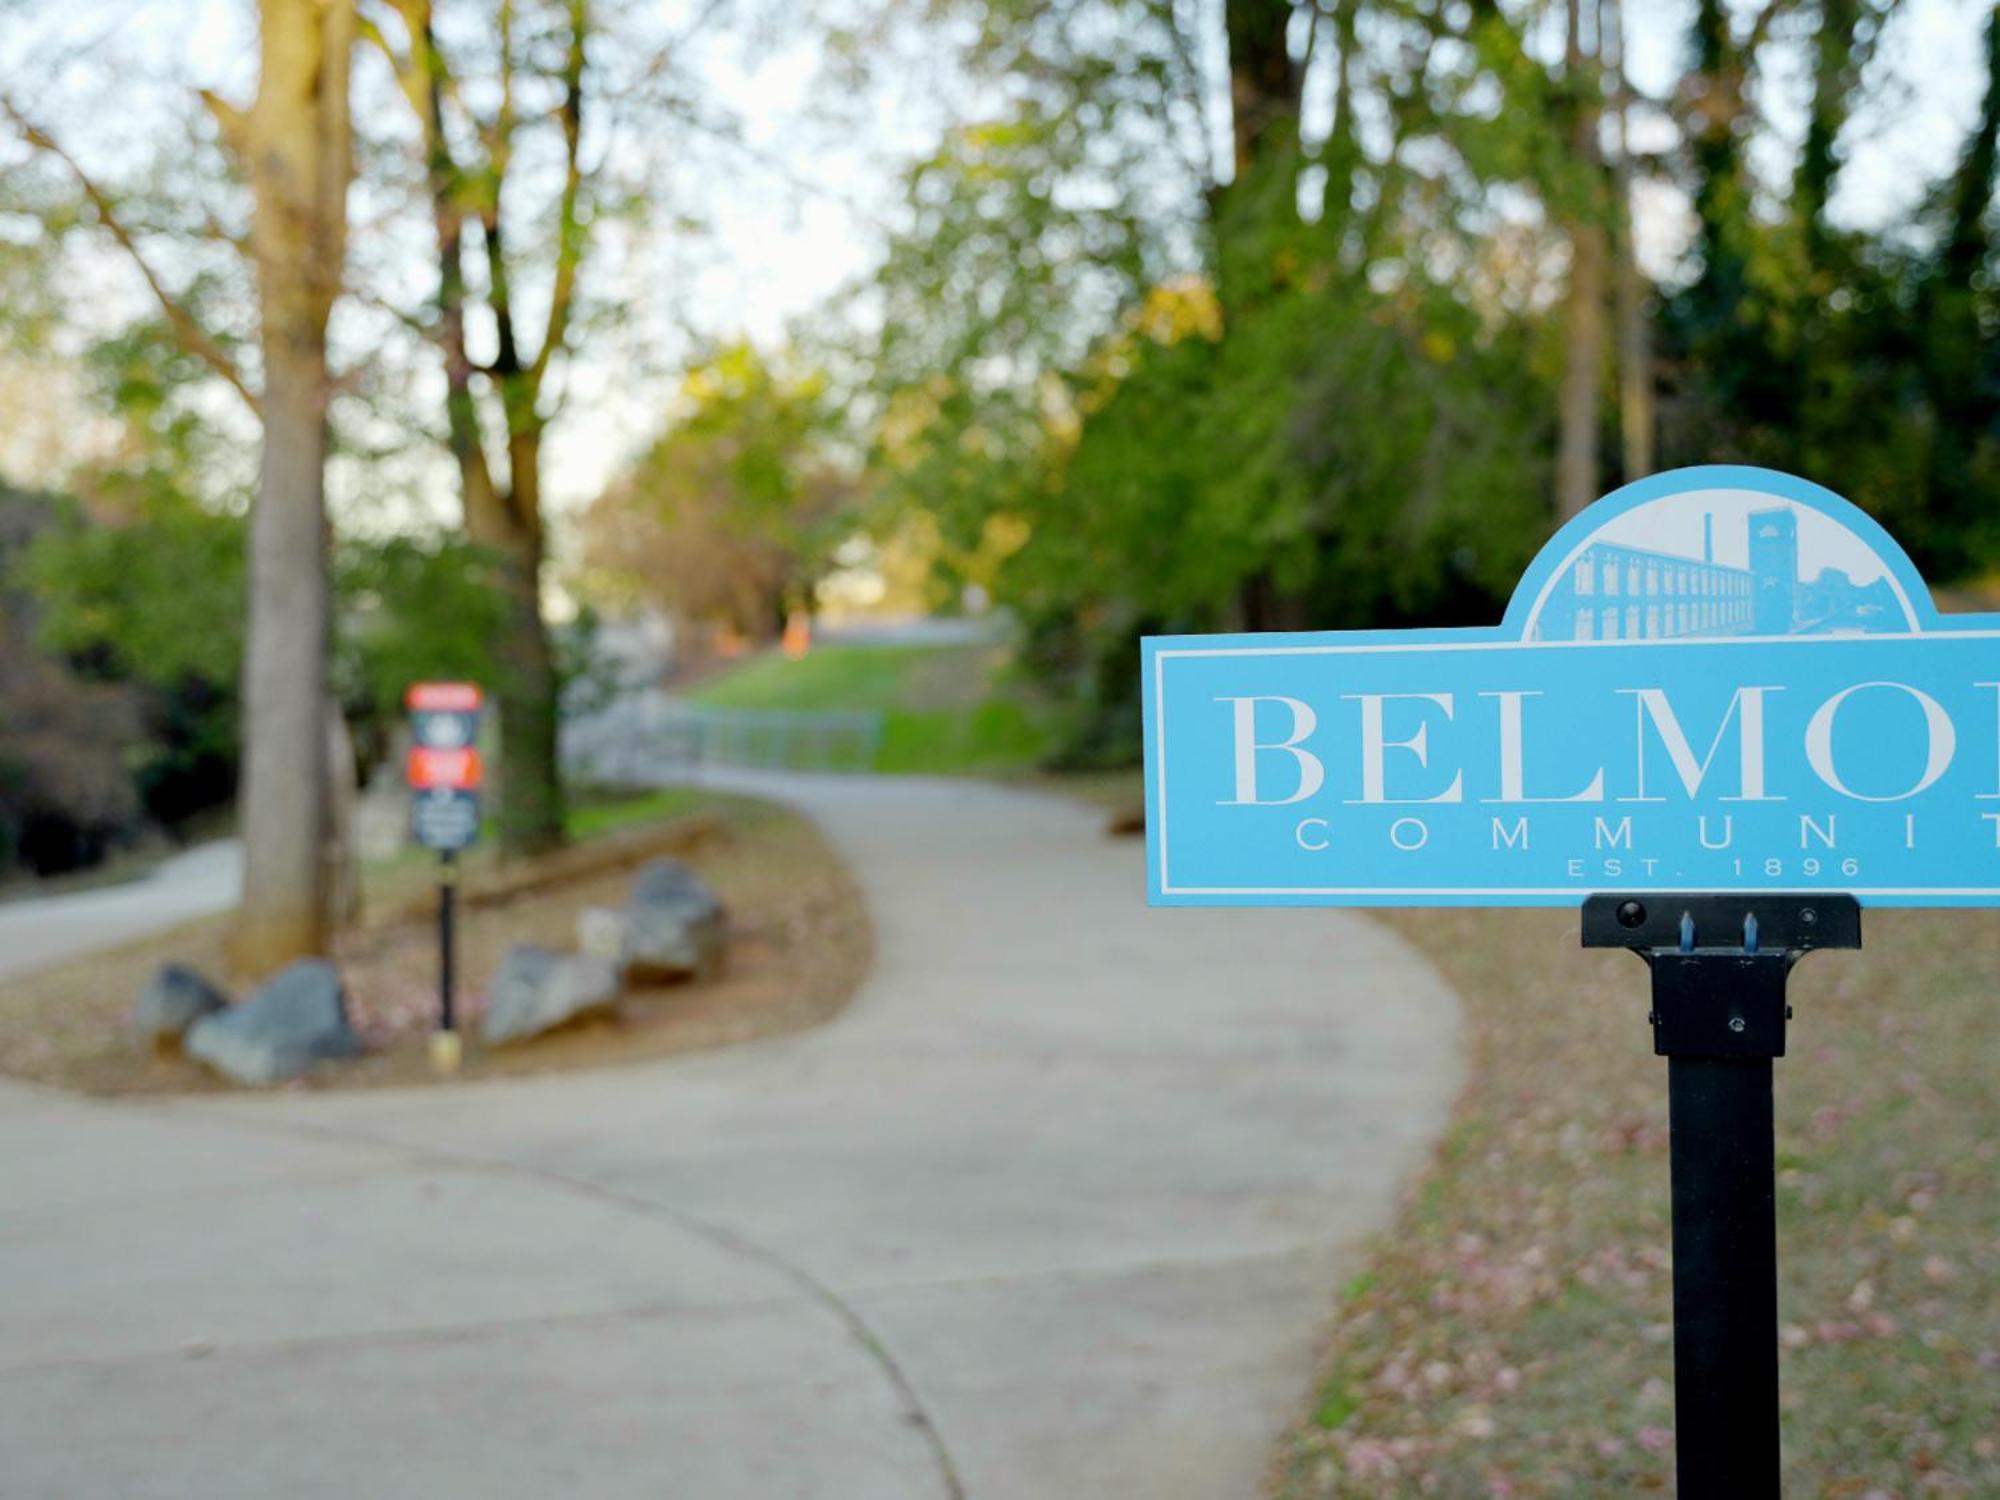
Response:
[1703, 512, 1714, 563]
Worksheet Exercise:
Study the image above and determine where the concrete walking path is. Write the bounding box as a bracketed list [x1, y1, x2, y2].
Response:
[0, 775, 1460, 1499]
[0, 840, 242, 982]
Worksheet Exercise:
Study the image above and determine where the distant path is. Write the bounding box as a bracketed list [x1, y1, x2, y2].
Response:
[815, 615, 1008, 647]
[0, 840, 241, 981]
[0, 775, 1460, 1499]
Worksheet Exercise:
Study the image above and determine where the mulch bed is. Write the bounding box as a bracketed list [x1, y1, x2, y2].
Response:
[0, 796, 870, 1094]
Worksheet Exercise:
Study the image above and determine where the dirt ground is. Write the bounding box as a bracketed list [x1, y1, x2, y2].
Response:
[0, 794, 871, 1094]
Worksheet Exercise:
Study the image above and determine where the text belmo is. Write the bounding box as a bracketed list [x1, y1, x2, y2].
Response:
[1145, 637, 2000, 905]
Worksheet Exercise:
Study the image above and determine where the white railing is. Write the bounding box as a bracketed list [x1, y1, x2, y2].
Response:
[563, 692, 884, 782]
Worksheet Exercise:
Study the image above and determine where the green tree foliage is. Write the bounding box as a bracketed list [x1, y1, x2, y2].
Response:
[9, 298, 510, 833]
[331, 536, 516, 764]
[19, 488, 511, 822]
[859, 0, 1564, 762]
[0, 481, 146, 874]
[8, 318, 251, 832]
[585, 343, 851, 640]
[850, 0, 2000, 765]
[17, 487, 244, 828]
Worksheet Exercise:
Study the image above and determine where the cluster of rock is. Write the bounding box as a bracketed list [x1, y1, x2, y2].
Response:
[131, 857, 724, 1084]
[133, 959, 362, 1086]
[481, 858, 725, 1045]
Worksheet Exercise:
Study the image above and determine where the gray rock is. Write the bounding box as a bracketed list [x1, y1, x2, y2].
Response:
[623, 859, 725, 980]
[481, 945, 623, 1045]
[576, 905, 630, 962]
[183, 959, 361, 1086]
[132, 963, 230, 1045]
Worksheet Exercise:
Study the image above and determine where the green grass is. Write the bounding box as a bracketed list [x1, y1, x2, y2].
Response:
[688, 643, 1053, 775]
[365, 784, 717, 878]
[563, 784, 712, 840]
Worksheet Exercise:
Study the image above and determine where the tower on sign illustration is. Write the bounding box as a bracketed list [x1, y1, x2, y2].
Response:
[1749, 507, 1799, 636]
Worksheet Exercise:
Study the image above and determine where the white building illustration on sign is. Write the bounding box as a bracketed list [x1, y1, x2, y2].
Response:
[1527, 503, 1909, 642]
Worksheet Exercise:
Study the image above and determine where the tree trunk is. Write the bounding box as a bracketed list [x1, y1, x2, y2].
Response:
[1687, 0, 1752, 331]
[232, 345, 333, 973]
[1322, 0, 1360, 230]
[1221, 0, 1308, 628]
[1606, 0, 1652, 479]
[1226, 0, 1303, 178]
[227, 0, 355, 975]
[1917, 6, 2000, 443]
[489, 556, 563, 856]
[1556, 0, 1606, 518]
[1796, 0, 1862, 277]
[467, 428, 564, 857]
[325, 696, 359, 928]
[1938, 5, 2000, 298]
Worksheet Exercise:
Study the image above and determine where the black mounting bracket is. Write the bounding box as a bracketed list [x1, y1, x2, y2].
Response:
[1582, 893, 1861, 1058]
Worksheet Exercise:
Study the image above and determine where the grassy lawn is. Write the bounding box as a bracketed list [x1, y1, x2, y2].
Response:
[559, 783, 713, 840]
[1270, 906, 1999, 1498]
[688, 642, 1052, 774]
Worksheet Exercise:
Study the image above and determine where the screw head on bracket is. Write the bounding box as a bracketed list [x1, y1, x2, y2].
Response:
[1728, 1016, 1747, 1033]
[1616, 900, 1647, 929]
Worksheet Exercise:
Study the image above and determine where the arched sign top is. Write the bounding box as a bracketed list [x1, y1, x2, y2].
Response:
[1499, 466, 1972, 643]
[1142, 467, 2000, 908]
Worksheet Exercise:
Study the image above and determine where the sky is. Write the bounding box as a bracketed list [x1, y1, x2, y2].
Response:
[1, 0, 1995, 526]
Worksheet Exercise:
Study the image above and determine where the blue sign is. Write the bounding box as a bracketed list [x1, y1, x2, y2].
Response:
[1144, 467, 2000, 907]
[411, 787, 481, 852]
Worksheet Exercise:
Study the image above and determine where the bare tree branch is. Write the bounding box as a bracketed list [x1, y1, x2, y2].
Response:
[1, 96, 261, 413]
[528, 0, 588, 394]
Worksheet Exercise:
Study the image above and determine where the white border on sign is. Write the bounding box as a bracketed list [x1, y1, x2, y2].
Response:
[1151, 631, 2000, 900]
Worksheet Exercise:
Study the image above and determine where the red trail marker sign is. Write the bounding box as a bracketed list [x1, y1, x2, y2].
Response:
[403, 682, 483, 1073]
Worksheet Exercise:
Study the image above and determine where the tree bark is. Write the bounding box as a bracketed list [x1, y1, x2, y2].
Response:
[1221, 0, 1308, 628]
[1686, 0, 1752, 331]
[227, 0, 355, 975]
[1226, 0, 1303, 178]
[1796, 0, 1862, 277]
[325, 695, 359, 927]
[233, 342, 334, 973]
[1938, 5, 2000, 298]
[1917, 6, 2000, 433]
[1605, 0, 1653, 479]
[1321, 0, 1360, 229]
[472, 427, 564, 855]
[1557, 0, 1606, 518]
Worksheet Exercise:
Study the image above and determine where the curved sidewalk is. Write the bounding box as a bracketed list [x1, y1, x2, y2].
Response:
[0, 775, 1460, 1499]
[0, 840, 242, 983]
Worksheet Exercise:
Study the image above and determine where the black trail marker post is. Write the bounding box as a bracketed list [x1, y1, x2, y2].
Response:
[1141, 468, 2000, 1495]
[1584, 893, 1860, 1494]
[405, 682, 485, 1075]
[438, 849, 458, 1035]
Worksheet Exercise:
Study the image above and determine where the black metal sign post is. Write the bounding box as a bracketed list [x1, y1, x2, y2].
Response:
[406, 681, 484, 1076]
[433, 849, 460, 1073]
[1583, 893, 1861, 1497]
